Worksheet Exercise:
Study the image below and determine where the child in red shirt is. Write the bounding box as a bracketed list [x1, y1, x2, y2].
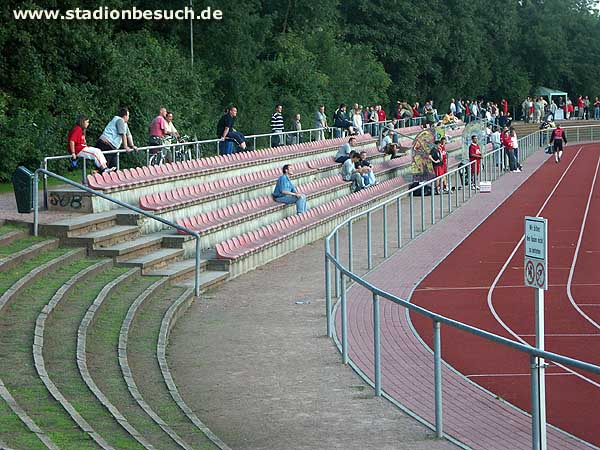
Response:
[67, 115, 113, 173]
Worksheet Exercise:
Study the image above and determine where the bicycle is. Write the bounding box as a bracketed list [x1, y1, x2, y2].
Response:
[148, 134, 191, 166]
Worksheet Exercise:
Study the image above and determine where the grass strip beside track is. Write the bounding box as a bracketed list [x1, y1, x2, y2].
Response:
[0, 235, 48, 256]
[0, 223, 28, 236]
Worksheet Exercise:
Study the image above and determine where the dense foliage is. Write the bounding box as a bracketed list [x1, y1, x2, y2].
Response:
[1, 0, 599, 180]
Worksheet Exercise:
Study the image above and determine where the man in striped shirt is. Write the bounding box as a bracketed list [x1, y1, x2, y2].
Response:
[271, 104, 285, 147]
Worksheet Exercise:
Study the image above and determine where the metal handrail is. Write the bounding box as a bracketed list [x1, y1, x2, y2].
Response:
[32, 168, 202, 297]
[323, 126, 600, 448]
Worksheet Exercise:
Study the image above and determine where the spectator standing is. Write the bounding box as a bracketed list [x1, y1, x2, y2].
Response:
[291, 113, 302, 144]
[584, 96, 590, 120]
[577, 96, 585, 120]
[501, 98, 508, 116]
[334, 136, 356, 163]
[440, 136, 449, 192]
[314, 105, 328, 140]
[501, 127, 519, 172]
[456, 99, 463, 120]
[342, 151, 367, 193]
[352, 106, 365, 135]
[149, 107, 168, 146]
[165, 111, 179, 138]
[217, 106, 247, 151]
[430, 140, 444, 194]
[594, 97, 600, 120]
[468, 135, 482, 188]
[491, 126, 502, 168]
[450, 99, 456, 116]
[334, 104, 354, 137]
[96, 107, 136, 168]
[272, 164, 307, 214]
[67, 115, 113, 174]
[510, 128, 522, 170]
[271, 104, 285, 146]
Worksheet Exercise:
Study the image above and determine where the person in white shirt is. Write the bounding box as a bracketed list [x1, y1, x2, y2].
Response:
[352, 107, 364, 135]
[491, 126, 502, 168]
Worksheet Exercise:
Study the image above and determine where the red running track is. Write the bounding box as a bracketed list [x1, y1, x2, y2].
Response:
[410, 143, 600, 447]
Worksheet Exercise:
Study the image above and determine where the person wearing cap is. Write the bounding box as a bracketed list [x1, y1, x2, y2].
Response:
[272, 164, 307, 214]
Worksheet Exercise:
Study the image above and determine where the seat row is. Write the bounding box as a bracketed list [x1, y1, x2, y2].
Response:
[139, 143, 385, 213]
[175, 157, 405, 236]
[215, 175, 409, 260]
[88, 134, 375, 191]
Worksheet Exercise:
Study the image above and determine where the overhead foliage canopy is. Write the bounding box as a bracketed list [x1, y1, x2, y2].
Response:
[1, 0, 599, 180]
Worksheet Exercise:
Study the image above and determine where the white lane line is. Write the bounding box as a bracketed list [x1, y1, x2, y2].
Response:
[520, 333, 600, 337]
[567, 154, 600, 329]
[416, 282, 600, 292]
[486, 147, 600, 388]
[467, 373, 574, 378]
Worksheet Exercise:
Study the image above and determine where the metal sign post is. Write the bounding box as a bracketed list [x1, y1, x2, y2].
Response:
[524, 216, 548, 450]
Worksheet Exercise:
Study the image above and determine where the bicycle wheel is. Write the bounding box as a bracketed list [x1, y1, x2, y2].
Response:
[148, 151, 163, 166]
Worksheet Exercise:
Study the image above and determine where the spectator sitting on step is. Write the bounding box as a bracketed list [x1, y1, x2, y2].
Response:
[67, 115, 114, 174]
[217, 106, 247, 151]
[356, 150, 377, 186]
[96, 107, 137, 168]
[334, 136, 357, 163]
[342, 151, 367, 193]
[379, 129, 395, 153]
[272, 164, 307, 214]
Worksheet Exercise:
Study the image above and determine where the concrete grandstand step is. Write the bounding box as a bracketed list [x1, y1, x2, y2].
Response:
[91, 233, 164, 261]
[65, 224, 140, 248]
[145, 257, 208, 278]
[174, 270, 230, 291]
[39, 210, 120, 236]
[119, 248, 184, 273]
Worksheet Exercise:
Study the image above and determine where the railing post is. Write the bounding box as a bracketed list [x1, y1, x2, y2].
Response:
[431, 184, 436, 225]
[341, 275, 348, 364]
[531, 354, 541, 450]
[383, 204, 388, 259]
[348, 221, 353, 273]
[440, 181, 444, 219]
[334, 232, 340, 297]
[367, 212, 372, 270]
[116, 152, 120, 171]
[194, 236, 201, 297]
[373, 293, 381, 396]
[33, 170, 39, 237]
[409, 191, 415, 239]
[396, 198, 402, 248]
[82, 159, 87, 186]
[325, 240, 332, 337]
[42, 159, 48, 210]
[434, 320, 443, 438]
[420, 186, 425, 232]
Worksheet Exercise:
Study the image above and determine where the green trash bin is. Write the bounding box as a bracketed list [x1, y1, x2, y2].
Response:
[12, 166, 34, 213]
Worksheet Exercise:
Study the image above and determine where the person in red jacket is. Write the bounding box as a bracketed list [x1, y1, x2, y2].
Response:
[501, 127, 519, 172]
[468, 135, 482, 188]
[501, 99, 508, 116]
[67, 115, 114, 173]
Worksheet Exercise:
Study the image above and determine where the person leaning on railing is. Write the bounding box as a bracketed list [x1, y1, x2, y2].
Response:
[95, 107, 137, 168]
[67, 115, 115, 174]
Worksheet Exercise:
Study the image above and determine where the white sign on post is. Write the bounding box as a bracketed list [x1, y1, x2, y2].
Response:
[524, 216, 549, 450]
[524, 216, 548, 290]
